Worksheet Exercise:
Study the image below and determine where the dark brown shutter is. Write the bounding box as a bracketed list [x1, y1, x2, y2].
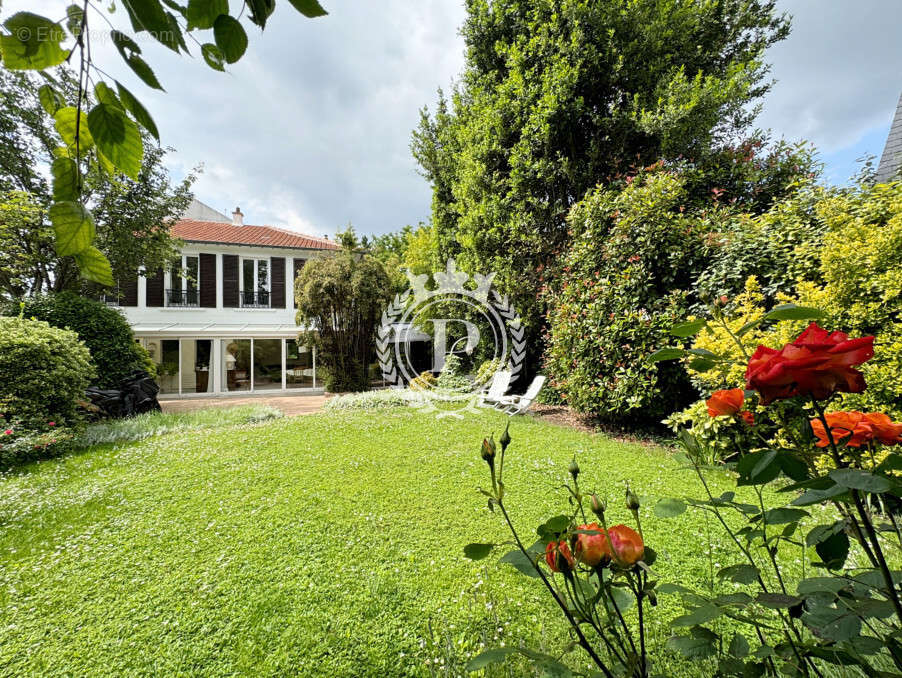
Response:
[222, 254, 239, 307]
[121, 272, 138, 307]
[146, 269, 164, 307]
[271, 257, 286, 308]
[199, 253, 217, 308]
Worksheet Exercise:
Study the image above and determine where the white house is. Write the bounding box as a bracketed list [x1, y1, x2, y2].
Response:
[115, 200, 339, 397]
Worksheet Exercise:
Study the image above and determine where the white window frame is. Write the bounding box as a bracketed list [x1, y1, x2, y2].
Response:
[165, 254, 199, 306]
[240, 257, 270, 294]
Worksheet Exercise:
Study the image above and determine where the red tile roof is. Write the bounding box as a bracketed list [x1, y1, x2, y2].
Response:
[172, 219, 340, 250]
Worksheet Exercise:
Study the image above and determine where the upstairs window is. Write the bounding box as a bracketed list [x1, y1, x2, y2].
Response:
[241, 257, 270, 307]
[166, 254, 199, 307]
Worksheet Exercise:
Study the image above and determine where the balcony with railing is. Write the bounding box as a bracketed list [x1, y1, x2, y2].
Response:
[240, 290, 270, 308]
[166, 288, 199, 307]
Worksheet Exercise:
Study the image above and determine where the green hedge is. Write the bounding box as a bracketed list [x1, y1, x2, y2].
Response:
[12, 293, 151, 388]
[0, 316, 94, 430]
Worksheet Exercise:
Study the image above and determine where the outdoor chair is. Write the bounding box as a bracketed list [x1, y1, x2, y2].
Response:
[480, 369, 512, 406]
[494, 375, 546, 415]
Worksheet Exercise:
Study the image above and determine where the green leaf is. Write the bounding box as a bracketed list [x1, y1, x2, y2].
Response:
[213, 15, 248, 64]
[286, 0, 329, 18]
[607, 585, 635, 612]
[736, 450, 780, 486]
[802, 604, 861, 642]
[466, 647, 519, 670]
[671, 604, 723, 627]
[463, 543, 493, 561]
[728, 633, 750, 659]
[0, 13, 69, 70]
[778, 453, 810, 482]
[735, 318, 762, 337]
[120, 0, 182, 52]
[186, 0, 228, 29]
[796, 577, 847, 595]
[51, 157, 79, 202]
[717, 564, 759, 584]
[74, 246, 114, 286]
[537, 515, 571, 540]
[815, 530, 849, 570]
[50, 201, 95, 256]
[762, 508, 809, 525]
[116, 82, 160, 141]
[93, 81, 122, 108]
[201, 43, 226, 71]
[246, 0, 276, 27]
[688, 357, 717, 372]
[87, 104, 144, 179]
[111, 30, 165, 91]
[670, 319, 707, 338]
[805, 521, 844, 548]
[667, 627, 718, 658]
[654, 497, 687, 518]
[829, 468, 892, 494]
[38, 84, 64, 115]
[54, 106, 94, 152]
[755, 593, 802, 609]
[66, 4, 85, 36]
[647, 347, 684, 363]
[499, 549, 541, 578]
[763, 304, 825, 321]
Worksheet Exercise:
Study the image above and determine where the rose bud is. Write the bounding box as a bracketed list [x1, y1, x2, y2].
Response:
[590, 493, 606, 520]
[545, 540, 575, 574]
[706, 388, 744, 417]
[607, 524, 645, 568]
[499, 422, 511, 451]
[740, 410, 755, 426]
[625, 485, 640, 511]
[481, 436, 496, 462]
[568, 458, 580, 480]
[572, 523, 613, 568]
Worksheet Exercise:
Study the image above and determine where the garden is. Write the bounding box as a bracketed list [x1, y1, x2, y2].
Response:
[3, 0, 902, 676]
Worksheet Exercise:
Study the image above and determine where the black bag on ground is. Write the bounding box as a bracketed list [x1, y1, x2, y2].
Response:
[85, 370, 161, 418]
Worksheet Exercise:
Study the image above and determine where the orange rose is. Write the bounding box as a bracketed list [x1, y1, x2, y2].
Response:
[863, 413, 902, 446]
[706, 389, 745, 417]
[740, 410, 755, 426]
[545, 540, 575, 573]
[607, 524, 645, 568]
[572, 523, 613, 568]
[811, 411, 902, 448]
[745, 323, 874, 404]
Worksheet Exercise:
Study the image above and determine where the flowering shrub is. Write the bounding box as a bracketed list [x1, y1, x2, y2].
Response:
[465, 426, 657, 677]
[0, 419, 74, 466]
[469, 306, 902, 676]
[651, 309, 902, 676]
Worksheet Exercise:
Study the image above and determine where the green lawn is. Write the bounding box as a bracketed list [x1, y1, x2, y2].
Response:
[0, 408, 783, 677]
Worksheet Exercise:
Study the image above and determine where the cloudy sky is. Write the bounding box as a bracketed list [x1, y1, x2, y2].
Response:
[13, 1, 902, 237]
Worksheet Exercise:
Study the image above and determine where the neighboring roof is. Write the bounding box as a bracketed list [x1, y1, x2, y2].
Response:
[172, 219, 340, 251]
[182, 198, 231, 223]
[876, 91, 902, 183]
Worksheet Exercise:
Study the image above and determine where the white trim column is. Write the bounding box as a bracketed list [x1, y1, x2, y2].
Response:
[250, 338, 255, 392]
[212, 339, 222, 393]
[137, 266, 147, 308]
[312, 346, 317, 389]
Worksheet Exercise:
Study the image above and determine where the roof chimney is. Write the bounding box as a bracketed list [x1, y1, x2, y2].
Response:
[232, 206, 244, 227]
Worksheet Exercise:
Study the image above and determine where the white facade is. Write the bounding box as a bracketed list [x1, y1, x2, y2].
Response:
[122, 241, 329, 398]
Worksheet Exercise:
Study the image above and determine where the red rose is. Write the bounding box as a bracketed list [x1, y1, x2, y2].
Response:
[745, 323, 874, 404]
[811, 411, 902, 448]
[3, 429, 11, 435]
[572, 523, 613, 568]
[607, 524, 645, 568]
[545, 540, 575, 573]
[740, 410, 755, 426]
[706, 389, 744, 417]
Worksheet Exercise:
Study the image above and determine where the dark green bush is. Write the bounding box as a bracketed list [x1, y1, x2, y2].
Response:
[11, 293, 149, 388]
[0, 316, 94, 430]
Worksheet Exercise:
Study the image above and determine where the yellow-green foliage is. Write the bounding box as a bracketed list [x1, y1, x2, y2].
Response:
[689, 276, 806, 391]
[409, 371, 437, 391]
[692, 181, 902, 418]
